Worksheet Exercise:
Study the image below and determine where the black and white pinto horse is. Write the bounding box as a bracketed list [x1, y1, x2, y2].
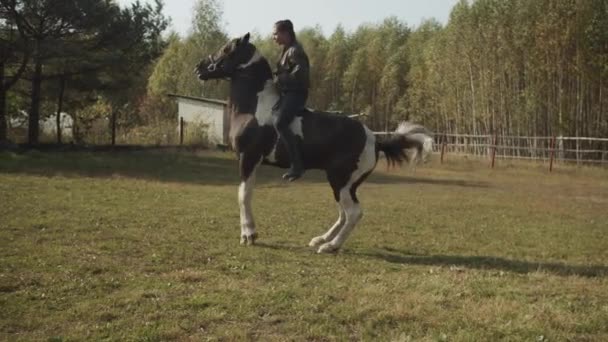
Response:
[196, 33, 433, 253]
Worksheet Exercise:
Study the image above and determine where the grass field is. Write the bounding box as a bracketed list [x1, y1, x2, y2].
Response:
[1, 148, 607, 341]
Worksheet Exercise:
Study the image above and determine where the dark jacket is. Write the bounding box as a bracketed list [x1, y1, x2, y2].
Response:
[275, 41, 310, 92]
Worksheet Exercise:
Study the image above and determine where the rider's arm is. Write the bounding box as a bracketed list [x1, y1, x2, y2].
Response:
[277, 46, 309, 90]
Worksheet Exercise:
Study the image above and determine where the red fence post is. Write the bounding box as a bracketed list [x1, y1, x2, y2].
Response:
[180, 117, 184, 146]
[549, 136, 556, 172]
[491, 134, 497, 168]
[440, 135, 447, 164]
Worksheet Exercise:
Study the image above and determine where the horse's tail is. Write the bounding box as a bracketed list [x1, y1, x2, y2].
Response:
[376, 121, 434, 167]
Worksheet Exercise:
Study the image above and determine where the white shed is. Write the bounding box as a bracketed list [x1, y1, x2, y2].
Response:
[169, 94, 229, 145]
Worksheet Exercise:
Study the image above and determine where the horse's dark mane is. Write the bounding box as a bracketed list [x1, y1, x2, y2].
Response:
[229, 44, 274, 114]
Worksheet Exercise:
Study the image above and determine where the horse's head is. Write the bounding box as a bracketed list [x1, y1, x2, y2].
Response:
[196, 32, 256, 81]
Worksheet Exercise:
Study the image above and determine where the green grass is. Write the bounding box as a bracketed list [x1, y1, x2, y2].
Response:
[1, 149, 607, 341]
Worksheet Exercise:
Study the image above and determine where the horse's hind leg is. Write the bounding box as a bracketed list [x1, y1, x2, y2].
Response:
[408, 148, 418, 174]
[309, 170, 348, 247]
[317, 168, 373, 254]
[309, 204, 345, 247]
[317, 182, 364, 254]
[316, 127, 377, 253]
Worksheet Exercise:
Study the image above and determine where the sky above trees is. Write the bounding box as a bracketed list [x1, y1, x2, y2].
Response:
[117, 0, 459, 37]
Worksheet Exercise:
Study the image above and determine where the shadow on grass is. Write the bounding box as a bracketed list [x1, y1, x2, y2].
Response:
[255, 241, 314, 254]
[0, 146, 489, 188]
[357, 247, 608, 278]
[0, 147, 242, 185]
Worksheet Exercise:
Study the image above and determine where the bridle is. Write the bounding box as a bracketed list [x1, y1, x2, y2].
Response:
[207, 54, 221, 72]
[200, 48, 262, 82]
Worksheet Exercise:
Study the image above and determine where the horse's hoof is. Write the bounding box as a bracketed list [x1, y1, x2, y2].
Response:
[317, 242, 339, 254]
[247, 233, 258, 246]
[241, 233, 258, 246]
[309, 236, 326, 247]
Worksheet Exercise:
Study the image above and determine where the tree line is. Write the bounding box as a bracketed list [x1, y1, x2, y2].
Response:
[2, 0, 607, 145]
[148, 0, 608, 138]
[0, 0, 168, 144]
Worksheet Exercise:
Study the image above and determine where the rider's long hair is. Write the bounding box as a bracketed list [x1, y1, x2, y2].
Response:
[274, 19, 296, 41]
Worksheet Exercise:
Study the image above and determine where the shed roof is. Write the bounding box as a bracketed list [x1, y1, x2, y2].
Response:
[168, 94, 228, 106]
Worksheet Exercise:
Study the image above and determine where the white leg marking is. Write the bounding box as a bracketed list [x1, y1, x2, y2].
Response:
[318, 189, 362, 253]
[422, 137, 433, 163]
[408, 148, 419, 174]
[239, 167, 258, 245]
[318, 126, 377, 253]
[309, 205, 345, 247]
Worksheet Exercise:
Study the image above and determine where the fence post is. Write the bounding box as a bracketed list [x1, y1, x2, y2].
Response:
[491, 133, 497, 168]
[111, 110, 116, 146]
[180, 117, 184, 146]
[549, 136, 556, 172]
[576, 138, 580, 165]
[440, 135, 447, 164]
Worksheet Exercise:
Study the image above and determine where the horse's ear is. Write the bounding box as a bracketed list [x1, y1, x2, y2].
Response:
[242, 32, 250, 44]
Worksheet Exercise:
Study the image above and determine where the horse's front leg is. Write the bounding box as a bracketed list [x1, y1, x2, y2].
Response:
[239, 152, 261, 245]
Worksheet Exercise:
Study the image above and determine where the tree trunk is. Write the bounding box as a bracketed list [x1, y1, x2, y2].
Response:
[599, 74, 603, 137]
[29, 42, 42, 145]
[0, 44, 29, 143]
[56, 77, 66, 144]
[350, 75, 358, 113]
[0, 61, 6, 143]
[468, 58, 477, 138]
[111, 109, 117, 146]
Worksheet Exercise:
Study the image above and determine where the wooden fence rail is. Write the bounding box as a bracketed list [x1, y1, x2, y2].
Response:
[374, 132, 608, 169]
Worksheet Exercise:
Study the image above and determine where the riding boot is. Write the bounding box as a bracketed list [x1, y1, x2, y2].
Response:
[280, 128, 304, 182]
